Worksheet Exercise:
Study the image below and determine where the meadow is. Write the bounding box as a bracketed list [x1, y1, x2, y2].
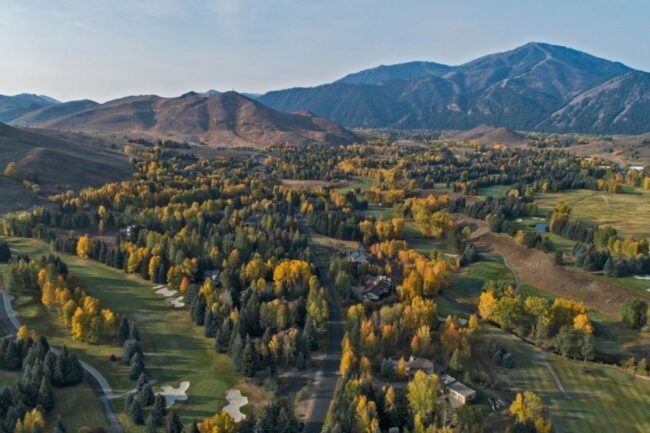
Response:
[0, 236, 267, 432]
[535, 188, 650, 238]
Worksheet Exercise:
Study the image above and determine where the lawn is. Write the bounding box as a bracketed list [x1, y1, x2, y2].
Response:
[451, 253, 516, 304]
[487, 330, 650, 433]
[508, 216, 576, 253]
[0, 236, 268, 432]
[535, 188, 650, 238]
[362, 205, 394, 219]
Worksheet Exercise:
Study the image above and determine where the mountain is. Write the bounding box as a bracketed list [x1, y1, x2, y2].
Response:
[259, 42, 650, 134]
[10, 100, 99, 126]
[0, 94, 60, 123]
[538, 71, 650, 134]
[335, 61, 453, 85]
[0, 122, 132, 198]
[13, 91, 357, 148]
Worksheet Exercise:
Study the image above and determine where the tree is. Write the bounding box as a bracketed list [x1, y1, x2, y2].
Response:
[164, 412, 184, 433]
[37, 376, 55, 411]
[140, 383, 155, 406]
[129, 353, 145, 380]
[478, 290, 496, 320]
[406, 370, 439, 423]
[53, 416, 67, 433]
[241, 337, 257, 377]
[76, 235, 94, 259]
[553, 325, 575, 358]
[118, 317, 130, 344]
[3, 161, 17, 178]
[130, 398, 145, 424]
[153, 394, 167, 420]
[578, 332, 595, 367]
[145, 413, 158, 433]
[620, 299, 648, 329]
[0, 241, 11, 263]
[509, 391, 551, 433]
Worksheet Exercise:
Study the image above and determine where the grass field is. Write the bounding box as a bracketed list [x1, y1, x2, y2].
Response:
[362, 205, 394, 219]
[451, 253, 516, 304]
[336, 176, 378, 194]
[478, 184, 513, 198]
[0, 236, 268, 431]
[508, 216, 576, 253]
[535, 188, 650, 238]
[488, 330, 650, 433]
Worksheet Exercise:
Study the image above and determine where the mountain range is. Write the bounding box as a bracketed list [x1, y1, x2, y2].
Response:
[6, 91, 357, 148]
[3, 42, 650, 136]
[259, 42, 650, 134]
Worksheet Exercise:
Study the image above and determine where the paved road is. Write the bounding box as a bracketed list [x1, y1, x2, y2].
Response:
[0, 290, 124, 433]
[297, 215, 344, 433]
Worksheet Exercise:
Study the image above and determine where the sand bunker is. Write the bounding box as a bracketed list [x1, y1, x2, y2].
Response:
[634, 275, 650, 280]
[153, 285, 165, 289]
[223, 389, 248, 422]
[156, 287, 178, 297]
[166, 296, 185, 308]
[158, 381, 190, 407]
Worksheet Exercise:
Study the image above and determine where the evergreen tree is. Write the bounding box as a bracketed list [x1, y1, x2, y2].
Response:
[164, 412, 183, 433]
[0, 241, 11, 263]
[129, 353, 145, 380]
[136, 373, 149, 390]
[129, 324, 141, 341]
[152, 394, 166, 420]
[118, 317, 130, 344]
[242, 336, 257, 377]
[145, 413, 158, 433]
[37, 377, 55, 411]
[122, 339, 143, 364]
[303, 316, 318, 351]
[203, 308, 218, 338]
[230, 333, 243, 369]
[130, 398, 145, 425]
[140, 383, 155, 406]
[190, 294, 207, 326]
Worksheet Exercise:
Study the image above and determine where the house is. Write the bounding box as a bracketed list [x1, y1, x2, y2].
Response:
[441, 374, 476, 405]
[406, 357, 434, 377]
[352, 275, 393, 301]
[244, 215, 260, 227]
[204, 270, 221, 282]
[347, 248, 370, 264]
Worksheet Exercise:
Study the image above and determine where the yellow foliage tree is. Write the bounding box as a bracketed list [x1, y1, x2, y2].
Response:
[76, 235, 94, 259]
[478, 290, 497, 320]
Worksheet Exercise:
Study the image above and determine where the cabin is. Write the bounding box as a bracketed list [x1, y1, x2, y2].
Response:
[347, 248, 370, 264]
[441, 374, 476, 405]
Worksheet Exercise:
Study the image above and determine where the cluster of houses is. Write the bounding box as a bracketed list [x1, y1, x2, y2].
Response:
[346, 247, 396, 302]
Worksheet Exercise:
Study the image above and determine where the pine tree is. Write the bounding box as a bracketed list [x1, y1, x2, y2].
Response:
[190, 294, 207, 326]
[152, 394, 166, 420]
[130, 398, 145, 425]
[122, 339, 143, 364]
[37, 377, 55, 411]
[164, 412, 183, 433]
[124, 394, 134, 414]
[189, 422, 199, 433]
[145, 413, 158, 433]
[118, 317, 130, 344]
[230, 333, 243, 369]
[129, 353, 145, 380]
[215, 318, 232, 353]
[140, 383, 155, 406]
[203, 308, 218, 338]
[129, 324, 140, 341]
[303, 316, 318, 351]
[242, 336, 257, 377]
[136, 373, 149, 390]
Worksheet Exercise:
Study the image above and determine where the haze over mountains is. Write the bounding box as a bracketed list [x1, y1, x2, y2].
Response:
[2, 42, 650, 137]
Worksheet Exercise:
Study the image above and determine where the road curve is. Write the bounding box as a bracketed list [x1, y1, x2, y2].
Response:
[0, 289, 124, 433]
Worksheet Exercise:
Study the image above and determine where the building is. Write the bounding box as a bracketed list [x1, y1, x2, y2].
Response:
[406, 357, 434, 376]
[204, 270, 221, 282]
[347, 248, 370, 264]
[352, 275, 393, 301]
[441, 374, 476, 405]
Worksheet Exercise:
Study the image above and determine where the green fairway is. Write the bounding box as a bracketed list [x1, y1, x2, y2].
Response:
[478, 184, 513, 198]
[451, 253, 516, 304]
[336, 176, 378, 194]
[362, 204, 394, 219]
[0, 236, 267, 431]
[535, 188, 650, 238]
[488, 330, 650, 433]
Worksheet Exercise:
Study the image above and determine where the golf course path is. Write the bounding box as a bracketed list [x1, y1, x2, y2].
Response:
[0, 289, 124, 433]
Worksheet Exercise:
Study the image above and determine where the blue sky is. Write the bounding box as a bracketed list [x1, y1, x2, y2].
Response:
[1, 0, 648, 102]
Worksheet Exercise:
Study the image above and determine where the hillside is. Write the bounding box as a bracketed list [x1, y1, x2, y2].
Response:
[0, 93, 59, 123]
[442, 125, 527, 147]
[259, 42, 650, 134]
[0, 123, 132, 199]
[12, 91, 358, 148]
[10, 99, 99, 126]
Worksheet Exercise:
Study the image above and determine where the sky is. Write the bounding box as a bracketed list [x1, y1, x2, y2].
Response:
[1, 0, 649, 102]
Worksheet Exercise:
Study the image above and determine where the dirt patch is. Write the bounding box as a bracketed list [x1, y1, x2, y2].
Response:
[476, 231, 649, 317]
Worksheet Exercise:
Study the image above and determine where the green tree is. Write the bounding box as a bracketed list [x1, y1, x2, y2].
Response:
[37, 377, 55, 411]
[620, 299, 648, 329]
[406, 370, 439, 424]
[4, 161, 17, 178]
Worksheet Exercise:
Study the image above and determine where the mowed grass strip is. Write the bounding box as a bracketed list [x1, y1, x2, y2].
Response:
[535, 188, 650, 238]
[1, 236, 265, 430]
